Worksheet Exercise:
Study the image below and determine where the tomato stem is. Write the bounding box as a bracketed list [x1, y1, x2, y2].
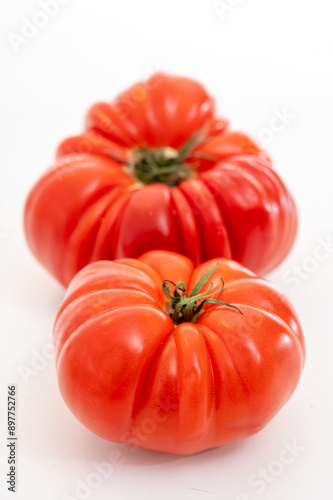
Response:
[162, 264, 243, 325]
[106, 128, 218, 187]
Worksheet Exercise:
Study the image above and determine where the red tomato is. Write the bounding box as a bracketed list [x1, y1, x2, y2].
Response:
[53, 250, 305, 455]
[25, 73, 297, 286]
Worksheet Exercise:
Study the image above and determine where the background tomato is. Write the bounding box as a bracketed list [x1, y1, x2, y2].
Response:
[24, 73, 297, 286]
[53, 250, 305, 455]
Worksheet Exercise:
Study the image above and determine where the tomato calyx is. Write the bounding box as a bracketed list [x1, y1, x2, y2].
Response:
[128, 146, 195, 187]
[162, 264, 243, 325]
[106, 128, 217, 187]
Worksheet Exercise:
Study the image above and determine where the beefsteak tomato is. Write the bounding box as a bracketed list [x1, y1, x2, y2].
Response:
[25, 73, 297, 286]
[53, 250, 305, 455]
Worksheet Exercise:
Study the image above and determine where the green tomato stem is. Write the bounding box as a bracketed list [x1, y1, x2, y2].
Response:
[105, 127, 218, 187]
[162, 264, 243, 325]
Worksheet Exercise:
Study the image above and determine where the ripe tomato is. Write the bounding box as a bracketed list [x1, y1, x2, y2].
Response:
[25, 73, 297, 286]
[53, 250, 305, 455]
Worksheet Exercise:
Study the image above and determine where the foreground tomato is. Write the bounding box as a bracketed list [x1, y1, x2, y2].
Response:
[25, 73, 297, 286]
[53, 250, 305, 455]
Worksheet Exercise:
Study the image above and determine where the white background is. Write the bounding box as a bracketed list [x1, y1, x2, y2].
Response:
[1, 0, 333, 499]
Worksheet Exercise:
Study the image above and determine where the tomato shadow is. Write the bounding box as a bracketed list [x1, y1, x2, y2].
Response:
[80, 434, 248, 468]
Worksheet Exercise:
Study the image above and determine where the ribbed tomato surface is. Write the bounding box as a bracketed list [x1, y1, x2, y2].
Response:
[53, 250, 305, 454]
[25, 74, 297, 286]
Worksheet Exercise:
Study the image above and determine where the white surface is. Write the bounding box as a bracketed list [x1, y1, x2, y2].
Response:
[1, 1, 333, 498]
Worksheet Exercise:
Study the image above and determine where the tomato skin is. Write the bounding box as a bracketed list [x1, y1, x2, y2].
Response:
[53, 250, 305, 455]
[25, 74, 297, 286]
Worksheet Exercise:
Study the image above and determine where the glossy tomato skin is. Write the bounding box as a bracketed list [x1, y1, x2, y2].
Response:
[53, 250, 305, 455]
[25, 73, 297, 286]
